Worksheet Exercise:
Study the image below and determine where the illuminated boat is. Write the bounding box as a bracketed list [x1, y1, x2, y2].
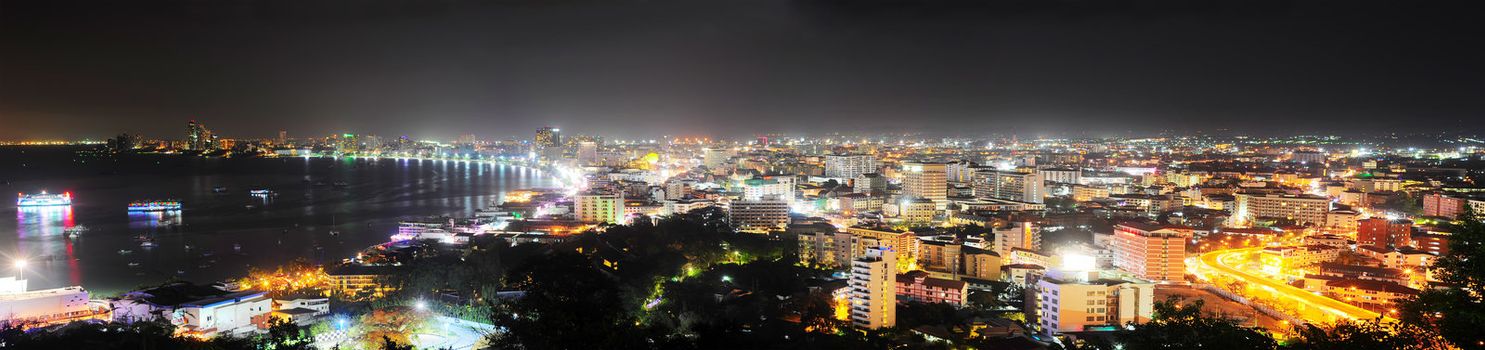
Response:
[127, 200, 182, 212]
[16, 191, 72, 207]
[249, 189, 277, 197]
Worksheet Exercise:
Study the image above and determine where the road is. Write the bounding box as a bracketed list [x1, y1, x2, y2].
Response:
[1196, 247, 1381, 323]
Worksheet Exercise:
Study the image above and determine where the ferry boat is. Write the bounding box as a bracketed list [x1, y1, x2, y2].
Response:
[249, 189, 277, 197]
[16, 191, 72, 207]
[127, 200, 182, 212]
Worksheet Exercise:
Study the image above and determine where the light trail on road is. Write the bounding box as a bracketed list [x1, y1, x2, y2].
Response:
[1195, 247, 1382, 324]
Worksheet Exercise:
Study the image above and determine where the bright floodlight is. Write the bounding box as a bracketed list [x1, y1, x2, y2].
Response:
[12, 259, 25, 270]
[415, 299, 428, 311]
[1060, 253, 1095, 272]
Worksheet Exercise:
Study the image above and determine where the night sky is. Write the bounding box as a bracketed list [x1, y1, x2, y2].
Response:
[2, 0, 1482, 140]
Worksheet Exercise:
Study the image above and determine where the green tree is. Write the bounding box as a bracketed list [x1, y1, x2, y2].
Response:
[1399, 211, 1485, 349]
[488, 251, 648, 350]
[1115, 297, 1276, 350]
[260, 317, 314, 349]
[1283, 318, 1450, 350]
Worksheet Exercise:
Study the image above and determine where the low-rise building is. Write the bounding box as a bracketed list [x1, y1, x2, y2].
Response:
[1026, 269, 1155, 335]
[895, 270, 968, 306]
[0, 277, 93, 326]
[110, 282, 272, 337]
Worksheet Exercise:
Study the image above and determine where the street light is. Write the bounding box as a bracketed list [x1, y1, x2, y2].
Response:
[415, 299, 428, 311]
[12, 259, 26, 270]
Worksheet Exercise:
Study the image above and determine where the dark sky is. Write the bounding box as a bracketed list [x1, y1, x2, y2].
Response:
[2, 0, 1482, 141]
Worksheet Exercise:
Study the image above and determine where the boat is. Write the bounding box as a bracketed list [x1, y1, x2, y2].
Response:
[118, 249, 134, 255]
[232, 243, 242, 252]
[212, 186, 229, 194]
[16, 191, 71, 207]
[140, 241, 157, 248]
[64, 226, 87, 237]
[333, 182, 350, 188]
[249, 189, 277, 197]
[128, 200, 182, 212]
[127, 262, 141, 267]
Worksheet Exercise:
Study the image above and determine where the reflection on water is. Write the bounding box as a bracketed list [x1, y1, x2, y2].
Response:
[2, 153, 555, 295]
[127, 211, 182, 230]
[14, 206, 81, 287]
[16, 206, 75, 238]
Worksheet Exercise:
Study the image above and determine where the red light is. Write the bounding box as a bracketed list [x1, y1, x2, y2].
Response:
[64, 192, 71, 198]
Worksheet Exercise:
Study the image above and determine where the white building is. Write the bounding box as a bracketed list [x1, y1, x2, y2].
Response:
[0, 277, 92, 326]
[1231, 193, 1330, 227]
[902, 162, 948, 209]
[993, 221, 1042, 256]
[849, 246, 897, 330]
[703, 147, 735, 169]
[576, 190, 625, 224]
[825, 154, 878, 179]
[973, 168, 1045, 204]
[111, 283, 272, 337]
[741, 178, 794, 203]
[662, 198, 718, 216]
[1038, 168, 1082, 185]
[1027, 269, 1155, 335]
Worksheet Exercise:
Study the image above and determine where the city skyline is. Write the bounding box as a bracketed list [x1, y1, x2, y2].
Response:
[3, 0, 1483, 140]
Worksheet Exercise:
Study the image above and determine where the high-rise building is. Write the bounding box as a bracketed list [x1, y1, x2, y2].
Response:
[576, 190, 625, 224]
[277, 130, 287, 145]
[534, 127, 562, 148]
[846, 227, 918, 272]
[741, 178, 794, 203]
[945, 160, 977, 184]
[1231, 193, 1330, 227]
[577, 141, 599, 166]
[728, 199, 789, 233]
[993, 220, 1041, 256]
[902, 162, 947, 208]
[1358, 218, 1413, 249]
[534, 127, 563, 160]
[1027, 269, 1155, 335]
[898, 197, 937, 223]
[854, 173, 887, 194]
[796, 225, 854, 268]
[1038, 168, 1082, 185]
[972, 168, 1044, 203]
[849, 246, 896, 330]
[824, 154, 878, 179]
[702, 147, 734, 169]
[1111, 222, 1191, 282]
[186, 120, 214, 151]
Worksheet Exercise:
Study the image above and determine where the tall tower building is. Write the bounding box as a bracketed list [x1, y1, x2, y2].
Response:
[849, 246, 896, 330]
[534, 127, 562, 148]
[277, 130, 288, 145]
[901, 162, 947, 208]
[186, 120, 213, 151]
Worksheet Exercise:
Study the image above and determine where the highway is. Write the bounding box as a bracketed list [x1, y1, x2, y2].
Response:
[1196, 247, 1381, 323]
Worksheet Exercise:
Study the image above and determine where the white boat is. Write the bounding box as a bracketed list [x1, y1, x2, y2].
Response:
[17, 191, 71, 207]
